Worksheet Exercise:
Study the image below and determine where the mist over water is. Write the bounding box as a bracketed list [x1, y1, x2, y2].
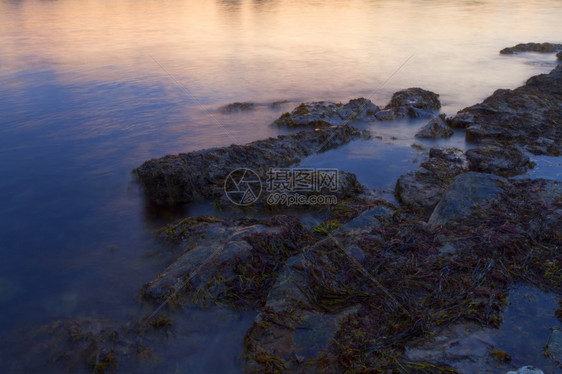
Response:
[0, 0, 560, 371]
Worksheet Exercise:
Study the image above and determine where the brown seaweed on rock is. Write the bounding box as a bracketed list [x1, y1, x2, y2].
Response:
[135, 125, 368, 204]
[500, 42, 562, 54]
[451, 64, 562, 156]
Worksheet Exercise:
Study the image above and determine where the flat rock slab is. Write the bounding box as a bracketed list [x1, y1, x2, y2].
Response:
[428, 172, 505, 228]
[466, 145, 533, 177]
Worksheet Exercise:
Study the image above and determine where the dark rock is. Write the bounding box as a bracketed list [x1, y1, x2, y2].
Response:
[466, 145, 533, 177]
[415, 115, 454, 138]
[428, 172, 506, 228]
[135, 125, 367, 204]
[219, 102, 256, 113]
[141, 215, 303, 308]
[395, 168, 447, 215]
[341, 97, 380, 121]
[500, 42, 562, 54]
[374, 109, 395, 120]
[429, 147, 469, 167]
[332, 207, 388, 236]
[526, 137, 559, 155]
[381, 87, 441, 120]
[244, 237, 373, 372]
[451, 65, 562, 156]
[557, 51, 562, 60]
[395, 148, 469, 215]
[270, 100, 292, 109]
[273, 98, 379, 127]
[274, 101, 346, 127]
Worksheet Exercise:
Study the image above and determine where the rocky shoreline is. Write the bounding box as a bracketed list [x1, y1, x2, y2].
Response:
[28, 47, 562, 373]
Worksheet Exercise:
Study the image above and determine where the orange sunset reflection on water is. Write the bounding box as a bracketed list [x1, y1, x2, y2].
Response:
[1, 0, 561, 114]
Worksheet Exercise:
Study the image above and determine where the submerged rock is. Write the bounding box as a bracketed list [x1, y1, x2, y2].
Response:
[270, 100, 292, 108]
[500, 42, 562, 54]
[395, 147, 469, 215]
[219, 102, 256, 113]
[415, 115, 454, 138]
[23, 317, 168, 374]
[451, 65, 562, 156]
[135, 125, 367, 204]
[381, 87, 441, 120]
[273, 98, 379, 127]
[466, 145, 533, 177]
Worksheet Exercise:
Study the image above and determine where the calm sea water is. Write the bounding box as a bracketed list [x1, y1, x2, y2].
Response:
[0, 0, 561, 371]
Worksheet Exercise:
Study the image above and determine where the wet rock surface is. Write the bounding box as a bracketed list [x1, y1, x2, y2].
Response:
[272, 88, 442, 126]
[415, 115, 454, 138]
[39, 56, 562, 374]
[500, 42, 562, 54]
[451, 64, 562, 155]
[135, 125, 367, 204]
[382, 87, 441, 120]
[428, 172, 506, 228]
[466, 145, 533, 177]
[142, 215, 304, 308]
[244, 238, 368, 373]
[273, 98, 379, 127]
[395, 147, 469, 215]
